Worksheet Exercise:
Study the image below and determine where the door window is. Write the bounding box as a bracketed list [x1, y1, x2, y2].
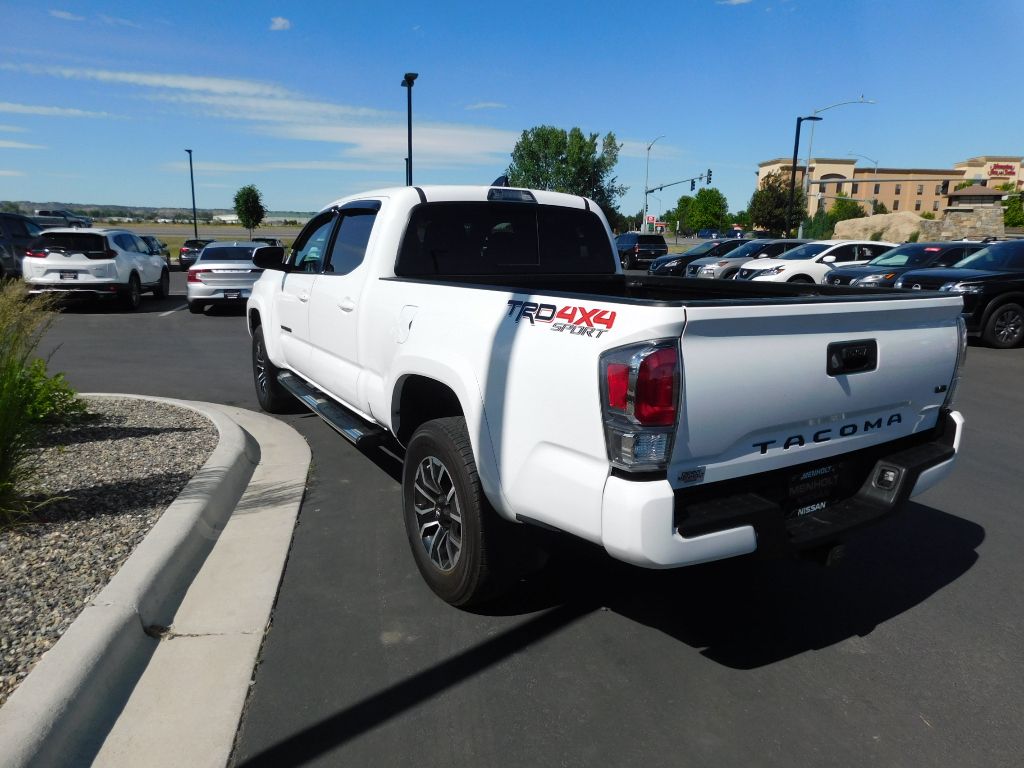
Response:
[829, 244, 858, 262]
[290, 213, 337, 273]
[325, 210, 377, 275]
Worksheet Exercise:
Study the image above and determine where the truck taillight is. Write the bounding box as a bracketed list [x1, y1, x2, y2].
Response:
[186, 268, 209, 283]
[600, 341, 680, 472]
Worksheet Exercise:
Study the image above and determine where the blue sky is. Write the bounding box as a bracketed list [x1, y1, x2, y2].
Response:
[0, 0, 1021, 216]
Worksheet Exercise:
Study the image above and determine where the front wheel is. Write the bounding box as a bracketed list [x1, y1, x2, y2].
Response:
[402, 417, 510, 607]
[787, 275, 814, 284]
[982, 303, 1024, 348]
[251, 325, 297, 412]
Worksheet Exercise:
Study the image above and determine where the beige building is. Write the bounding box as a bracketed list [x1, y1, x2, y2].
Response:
[757, 155, 1023, 218]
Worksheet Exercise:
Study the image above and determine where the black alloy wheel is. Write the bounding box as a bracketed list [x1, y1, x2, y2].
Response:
[983, 303, 1024, 349]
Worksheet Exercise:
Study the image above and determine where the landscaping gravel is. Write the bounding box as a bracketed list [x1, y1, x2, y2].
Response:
[0, 397, 217, 708]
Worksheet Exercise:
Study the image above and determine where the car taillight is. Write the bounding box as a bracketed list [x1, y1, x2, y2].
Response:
[186, 268, 209, 283]
[25, 249, 47, 258]
[180, 247, 188, 255]
[600, 341, 680, 471]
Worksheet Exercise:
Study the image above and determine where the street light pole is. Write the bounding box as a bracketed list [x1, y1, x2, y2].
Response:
[401, 72, 418, 185]
[797, 97, 876, 236]
[787, 116, 820, 237]
[184, 148, 198, 239]
[643, 135, 664, 232]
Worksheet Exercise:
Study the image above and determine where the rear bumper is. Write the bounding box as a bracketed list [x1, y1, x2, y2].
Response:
[600, 409, 963, 568]
[25, 281, 123, 299]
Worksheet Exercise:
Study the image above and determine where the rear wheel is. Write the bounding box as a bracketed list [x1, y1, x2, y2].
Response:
[122, 273, 142, 311]
[152, 269, 170, 299]
[187, 301, 204, 315]
[402, 417, 512, 607]
[982, 303, 1024, 348]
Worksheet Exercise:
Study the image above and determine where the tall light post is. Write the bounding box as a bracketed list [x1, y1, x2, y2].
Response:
[401, 72, 418, 185]
[184, 148, 198, 239]
[787, 116, 820, 237]
[642, 135, 664, 232]
[848, 151, 879, 213]
[797, 97, 876, 236]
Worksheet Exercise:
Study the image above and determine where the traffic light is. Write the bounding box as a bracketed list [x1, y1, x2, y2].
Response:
[706, 168, 712, 184]
[690, 179, 696, 191]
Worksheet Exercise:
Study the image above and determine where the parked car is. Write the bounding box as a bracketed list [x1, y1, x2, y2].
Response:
[0, 212, 44, 277]
[252, 237, 285, 248]
[825, 241, 988, 287]
[614, 232, 668, 270]
[647, 239, 747, 276]
[141, 235, 170, 265]
[32, 209, 92, 229]
[895, 239, 1024, 348]
[179, 238, 215, 271]
[695, 228, 719, 239]
[688, 239, 810, 279]
[187, 241, 279, 314]
[21, 228, 170, 310]
[735, 240, 896, 284]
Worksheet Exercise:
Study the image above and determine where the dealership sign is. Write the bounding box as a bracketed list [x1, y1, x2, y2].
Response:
[989, 163, 1016, 177]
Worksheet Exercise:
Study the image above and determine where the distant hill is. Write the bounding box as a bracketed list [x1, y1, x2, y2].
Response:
[0, 200, 314, 221]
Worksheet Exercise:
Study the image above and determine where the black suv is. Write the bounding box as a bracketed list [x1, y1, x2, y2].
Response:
[178, 238, 215, 271]
[0, 212, 44, 277]
[648, 238, 746, 276]
[896, 240, 1024, 348]
[825, 241, 988, 287]
[615, 232, 668, 270]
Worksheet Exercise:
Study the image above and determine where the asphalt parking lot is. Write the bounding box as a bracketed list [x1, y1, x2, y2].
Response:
[38, 272, 1024, 767]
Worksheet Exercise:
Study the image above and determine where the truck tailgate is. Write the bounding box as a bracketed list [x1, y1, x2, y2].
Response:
[671, 295, 963, 488]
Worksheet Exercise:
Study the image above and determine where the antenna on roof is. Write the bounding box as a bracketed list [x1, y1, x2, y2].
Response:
[491, 174, 509, 187]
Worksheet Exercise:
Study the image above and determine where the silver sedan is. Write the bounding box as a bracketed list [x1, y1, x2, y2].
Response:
[187, 241, 271, 314]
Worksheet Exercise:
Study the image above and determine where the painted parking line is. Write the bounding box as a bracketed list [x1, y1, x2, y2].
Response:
[159, 305, 187, 317]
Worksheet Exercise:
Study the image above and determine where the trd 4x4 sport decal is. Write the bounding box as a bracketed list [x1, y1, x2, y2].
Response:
[505, 300, 616, 339]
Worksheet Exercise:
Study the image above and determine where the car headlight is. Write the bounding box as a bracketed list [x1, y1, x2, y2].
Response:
[657, 259, 681, 270]
[940, 282, 983, 293]
[761, 265, 787, 276]
[699, 267, 715, 275]
[851, 273, 896, 285]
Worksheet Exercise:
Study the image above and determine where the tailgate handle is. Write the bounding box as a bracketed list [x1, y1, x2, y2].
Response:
[827, 339, 877, 376]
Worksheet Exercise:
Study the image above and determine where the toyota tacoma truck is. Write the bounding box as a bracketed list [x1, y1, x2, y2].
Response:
[32, 209, 93, 229]
[246, 184, 967, 607]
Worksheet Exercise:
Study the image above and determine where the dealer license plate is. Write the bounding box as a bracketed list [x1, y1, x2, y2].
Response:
[59, 271, 78, 280]
[786, 463, 842, 517]
[224, 290, 241, 299]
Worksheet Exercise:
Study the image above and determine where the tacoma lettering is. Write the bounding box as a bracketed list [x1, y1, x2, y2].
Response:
[753, 414, 903, 455]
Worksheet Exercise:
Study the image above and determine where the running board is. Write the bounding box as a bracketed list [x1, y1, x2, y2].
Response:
[277, 371, 388, 448]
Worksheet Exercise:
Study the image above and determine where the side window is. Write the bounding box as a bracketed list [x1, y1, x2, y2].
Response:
[113, 233, 132, 251]
[935, 247, 963, 267]
[830, 245, 857, 262]
[325, 210, 377, 275]
[290, 213, 337, 274]
[868, 245, 892, 259]
[131, 234, 149, 253]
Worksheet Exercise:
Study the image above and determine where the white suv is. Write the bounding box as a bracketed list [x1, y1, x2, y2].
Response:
[22, 228, 170, 310]
[734, 239, 897, 284]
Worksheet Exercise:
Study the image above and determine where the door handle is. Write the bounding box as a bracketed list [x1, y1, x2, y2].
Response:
[298, 292, 309, 303]
[338, 298, 356, 312]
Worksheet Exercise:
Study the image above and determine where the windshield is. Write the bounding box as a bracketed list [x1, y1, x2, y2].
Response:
[866, 244, 932, 267]
[954, 243, 1024, 271]
[720, 240, 772, 260]
[778, 243, 830, 260]
[197, 246, 256, 262]
[681, 241, 716, 257]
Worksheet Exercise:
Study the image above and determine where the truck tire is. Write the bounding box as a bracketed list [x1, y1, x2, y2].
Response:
[403, 417, 508, 607]
[982, 302, 1024, 348]
[251, 325, 296, 413]
[123, 273, 142, 311]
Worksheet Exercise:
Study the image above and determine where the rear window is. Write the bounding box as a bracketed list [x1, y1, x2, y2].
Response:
[197, 246, 256, 262]
[396, 202, 615, 276]
[184, 239, 213, 249]
[32, 232, 107, 257]
[637, 235, 666, 246]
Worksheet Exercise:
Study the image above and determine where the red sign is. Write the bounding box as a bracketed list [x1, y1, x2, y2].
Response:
[989, 163, 1016, 177]
[646, 215, 656, 223]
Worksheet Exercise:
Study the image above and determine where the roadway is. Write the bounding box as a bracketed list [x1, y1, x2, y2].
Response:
[38, 273, 1024, 767]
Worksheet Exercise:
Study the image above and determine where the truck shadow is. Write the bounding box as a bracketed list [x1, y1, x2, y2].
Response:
[484, 502, 983, 670]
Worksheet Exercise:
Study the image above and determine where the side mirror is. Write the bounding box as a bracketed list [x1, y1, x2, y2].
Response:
[822, 254, 836, 263]
[253, 246, 288, 271]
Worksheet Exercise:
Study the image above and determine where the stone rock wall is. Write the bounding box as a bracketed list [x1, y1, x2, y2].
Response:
[919, 207, 1005, 240]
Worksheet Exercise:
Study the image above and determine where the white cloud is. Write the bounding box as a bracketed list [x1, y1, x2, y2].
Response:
[0, 170, 25, 176]
[716, 0, 753, 5]
[0, 139, 45, 149]
[49, 9, 84, 21]
[0, 124, 27, 132]
[0, 102, 110, 118]
[99, 14, 142, 28]
[269, 17, 291, 31]
[149, 92, 387, 122]
[465, 102, 507, 111]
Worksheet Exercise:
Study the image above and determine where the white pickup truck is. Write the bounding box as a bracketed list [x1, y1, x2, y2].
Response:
[247, 185, 967, 607]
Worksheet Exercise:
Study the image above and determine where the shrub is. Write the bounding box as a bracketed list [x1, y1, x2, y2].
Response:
[870, 230, 884, 241]
[907, 231, 920, 242]
[0, 284, 85, 524]
[920, 211, 936, 220]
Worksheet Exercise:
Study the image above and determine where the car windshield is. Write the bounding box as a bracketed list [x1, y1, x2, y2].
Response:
[682, 241, 717, 257]
[866, 244, 933, 267]
[954, 243, 1024, 271]
[720, 240, 771, 260]
[778, 243, 830, 260]
[197, 247, 255, 262]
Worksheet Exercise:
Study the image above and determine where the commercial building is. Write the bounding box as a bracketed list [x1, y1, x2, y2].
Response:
[757, 155, 1023, 218]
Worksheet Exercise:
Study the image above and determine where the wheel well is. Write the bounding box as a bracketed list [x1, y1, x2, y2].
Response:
[981, 293, 1024, 325]
[248, 308, 262, 334]
[395, 376, 464, 446]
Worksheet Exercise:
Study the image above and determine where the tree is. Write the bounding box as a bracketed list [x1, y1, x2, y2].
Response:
[670, 194, 694, 234]
[505, 125, 627, 213]
[234, 185, 266, 238]
[872, 200, 888, 215]
[0, 201, 20, 213]
[747, 170, 805, 235]
[803, 207, 832, 239]
[1004, 194, 1024, 228]
[687, 188, 729, 233]
[829, 194, 867, 227]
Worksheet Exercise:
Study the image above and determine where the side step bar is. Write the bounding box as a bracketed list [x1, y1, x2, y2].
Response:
[277, 371, 388, 448]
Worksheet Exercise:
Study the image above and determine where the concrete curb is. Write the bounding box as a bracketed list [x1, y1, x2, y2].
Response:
[0, 396, 260, 767]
